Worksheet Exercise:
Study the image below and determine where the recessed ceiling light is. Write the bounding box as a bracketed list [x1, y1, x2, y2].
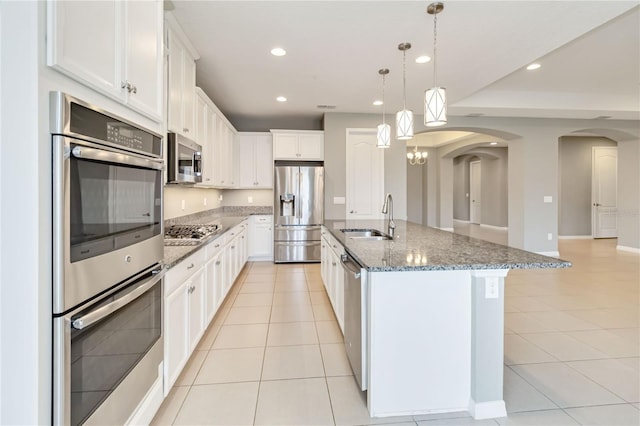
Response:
[526, 63, 541, 71]
[490, 142, 498, 145]
[270, 47, 286, 57]
[373, 100, 383, 106]
[416, 55, 431, 64]
[276, 96, 287, 102]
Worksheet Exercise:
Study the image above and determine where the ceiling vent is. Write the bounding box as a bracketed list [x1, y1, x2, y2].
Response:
[317, 104, 337, 110]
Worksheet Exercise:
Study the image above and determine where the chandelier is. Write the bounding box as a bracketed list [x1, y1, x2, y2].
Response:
[396, 42, 414, 140]
[376, 69, 391, 148]
[424, 2, 447, 127]
[407, 145, 427, 165]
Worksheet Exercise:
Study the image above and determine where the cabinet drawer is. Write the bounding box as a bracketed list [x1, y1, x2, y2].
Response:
[165, 250, 205, 294]
[253, 215, 272, 224]
[205, 236, 224, 260]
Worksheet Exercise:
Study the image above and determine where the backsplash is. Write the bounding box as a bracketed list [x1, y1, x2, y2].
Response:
[164, 205, 273, 227]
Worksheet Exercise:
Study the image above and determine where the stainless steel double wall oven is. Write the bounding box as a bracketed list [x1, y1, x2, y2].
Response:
[51, 92, 165, 425]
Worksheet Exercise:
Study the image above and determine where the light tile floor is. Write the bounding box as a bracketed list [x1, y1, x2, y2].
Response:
[152, 236, 639, 425]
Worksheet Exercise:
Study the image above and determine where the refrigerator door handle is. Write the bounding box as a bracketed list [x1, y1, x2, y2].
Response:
[296, 171, 302, 219]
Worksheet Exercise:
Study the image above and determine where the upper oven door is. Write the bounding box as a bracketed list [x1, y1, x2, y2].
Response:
[53, 136, 165, 314]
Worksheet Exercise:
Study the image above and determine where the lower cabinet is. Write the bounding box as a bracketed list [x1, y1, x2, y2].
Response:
[321, 229, 345, 333]
[164, 220, 249, 396]
[249, 215, 273, 260]
[164, 252, 205, 394]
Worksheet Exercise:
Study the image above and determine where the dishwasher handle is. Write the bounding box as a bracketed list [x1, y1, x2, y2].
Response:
[340, 254, 361, 279]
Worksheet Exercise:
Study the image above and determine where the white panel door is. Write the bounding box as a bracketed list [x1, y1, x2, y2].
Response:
[469, 161, 481, 224]
[592, 146, 618, 238]
[346, 130, 384, 219]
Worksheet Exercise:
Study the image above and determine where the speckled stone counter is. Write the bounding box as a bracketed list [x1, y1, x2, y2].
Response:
[162, 207, 272, 268]
[323, 219, 571, 271]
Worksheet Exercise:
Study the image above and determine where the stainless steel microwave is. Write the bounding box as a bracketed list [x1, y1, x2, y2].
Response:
[167, 132, 202, 184]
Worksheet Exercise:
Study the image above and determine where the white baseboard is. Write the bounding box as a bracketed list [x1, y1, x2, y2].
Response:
[453, 219, 470, 224]
[559, 235, 592, 240]
[468, 399, 507, 420]
[248, 255, 274, 261]
[479, 224, 508, 231]
[617, 245, 640, 254]
[438, 227, 454, 232]
[536, 251, 560, 257]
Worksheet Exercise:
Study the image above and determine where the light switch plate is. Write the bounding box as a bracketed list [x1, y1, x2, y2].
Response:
[333, 197, 346, 205]
[543, 196, 552, 203]
[485, 277, 499, 299]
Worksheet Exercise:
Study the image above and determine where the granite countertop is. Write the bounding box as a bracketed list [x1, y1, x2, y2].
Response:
[323, 219, 571, 272]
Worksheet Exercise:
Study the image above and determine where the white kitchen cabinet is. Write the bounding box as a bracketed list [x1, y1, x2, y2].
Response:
[168, 26, 197, 138]
[46, 0, 163, 121]
[320, 229, 344, 333]
[195, 89, 216, 185]
[238, 133, 273, 188]
[164, 250, 206, 394]
[213, 118, 237, 187]
[272, 130, 324, 160]
[205, 240, 225, 323]
[249, 215, 273, 260]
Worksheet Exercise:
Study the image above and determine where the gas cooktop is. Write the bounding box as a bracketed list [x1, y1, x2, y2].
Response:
[164, 224, 220, 246]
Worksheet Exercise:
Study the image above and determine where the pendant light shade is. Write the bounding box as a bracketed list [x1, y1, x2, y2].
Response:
[376, 68, 391, 148]
[396, 42, 414, 140]
[424, 2, 447, 127]
[377, 123, 391, 148]
[425, 87, 446, 126]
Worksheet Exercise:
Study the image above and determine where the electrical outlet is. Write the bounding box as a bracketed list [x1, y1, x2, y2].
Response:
[547, 233, 553, 241]
[544, 196, 553, 203]
[218, 194, 223, 202]
[181, 199, 186, 210]
[203, 197, 207, 206]
[485, 277, 499, 299]
[248, 196, 253, 204]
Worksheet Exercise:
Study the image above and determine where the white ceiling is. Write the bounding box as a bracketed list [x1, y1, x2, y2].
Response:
[170, 1, 640, 133]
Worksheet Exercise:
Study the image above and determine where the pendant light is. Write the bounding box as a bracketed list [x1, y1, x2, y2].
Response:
[424, 2, 446, 127]
[376, 69, 391, 148]
[396, 42, 414, 140]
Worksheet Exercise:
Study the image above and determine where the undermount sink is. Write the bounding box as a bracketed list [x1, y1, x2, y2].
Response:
[341, 229, 393, 240]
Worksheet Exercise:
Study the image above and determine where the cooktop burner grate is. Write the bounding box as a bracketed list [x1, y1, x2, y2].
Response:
[164, 224, 220, 245]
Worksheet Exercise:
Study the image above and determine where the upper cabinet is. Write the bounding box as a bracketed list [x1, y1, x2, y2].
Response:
[272, 130, 324, 160]
[46, 0, 163, 122]
[195, 88, 216, 185]
[213, 117, 237, 188]
[238, 133, 273, 188]
[167, 25, 197, 138]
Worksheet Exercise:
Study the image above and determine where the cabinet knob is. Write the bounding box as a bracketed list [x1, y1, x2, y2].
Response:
[183, 128, 189, 133]
[215, 261, 221, 265]
[187, 263, 195, 269]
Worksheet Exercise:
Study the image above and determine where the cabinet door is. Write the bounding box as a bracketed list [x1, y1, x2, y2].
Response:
[255, 135, 273, 187]
[201, 106, 216, 184]
[273, 134, 299, 159]
[188, 268, 205, 351]
[164, 283, 189, 393]
[182, 52, 196, 137]
[298, 134, 324, 160]
[167, 31, 184, 134]
[47, 0, 122, 99]
[123, 0, 163, 120]
[195, 94, 207, 145]
[238, 135, 256, 188]
[251, 223, 273, 258]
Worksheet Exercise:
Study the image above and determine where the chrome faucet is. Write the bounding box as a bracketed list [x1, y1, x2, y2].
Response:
[381, 193, 395, 238]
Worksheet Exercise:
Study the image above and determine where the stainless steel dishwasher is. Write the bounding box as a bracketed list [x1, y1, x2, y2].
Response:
[341, 252, 367, 391]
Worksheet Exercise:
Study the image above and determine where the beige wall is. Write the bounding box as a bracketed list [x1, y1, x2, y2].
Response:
[164, 186, 223, 219]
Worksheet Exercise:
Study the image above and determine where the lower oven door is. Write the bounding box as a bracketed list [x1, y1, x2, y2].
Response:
[53, 265, 164, 426]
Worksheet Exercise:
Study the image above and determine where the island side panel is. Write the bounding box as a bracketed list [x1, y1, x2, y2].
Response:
[367, 270, 471, 417]
[469, 270, 508, 419]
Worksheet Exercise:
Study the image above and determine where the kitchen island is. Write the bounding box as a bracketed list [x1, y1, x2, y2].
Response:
[322, 219, 570, 420]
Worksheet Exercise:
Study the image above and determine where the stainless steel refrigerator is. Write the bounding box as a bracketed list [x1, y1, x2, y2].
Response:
[274, 161, 324, 262]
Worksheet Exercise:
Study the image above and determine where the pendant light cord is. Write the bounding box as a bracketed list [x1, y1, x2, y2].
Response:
[433, 10, 438, 88]
[382, 73, 386, 124]
[402, 49, 407, 109]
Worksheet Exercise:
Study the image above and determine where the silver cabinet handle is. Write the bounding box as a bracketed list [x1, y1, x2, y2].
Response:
[187, 263, 195, 269]
[231, 246, 235, 249]
[214, 244, 220, 248]
[72, 267, 163, 329]
[215, 261, 221, 265]
[183, 128, 190, 133]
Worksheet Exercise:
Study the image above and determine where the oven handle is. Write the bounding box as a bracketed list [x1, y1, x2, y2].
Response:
[72, 267, 163, 330]
[72, 145, 164, 170]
